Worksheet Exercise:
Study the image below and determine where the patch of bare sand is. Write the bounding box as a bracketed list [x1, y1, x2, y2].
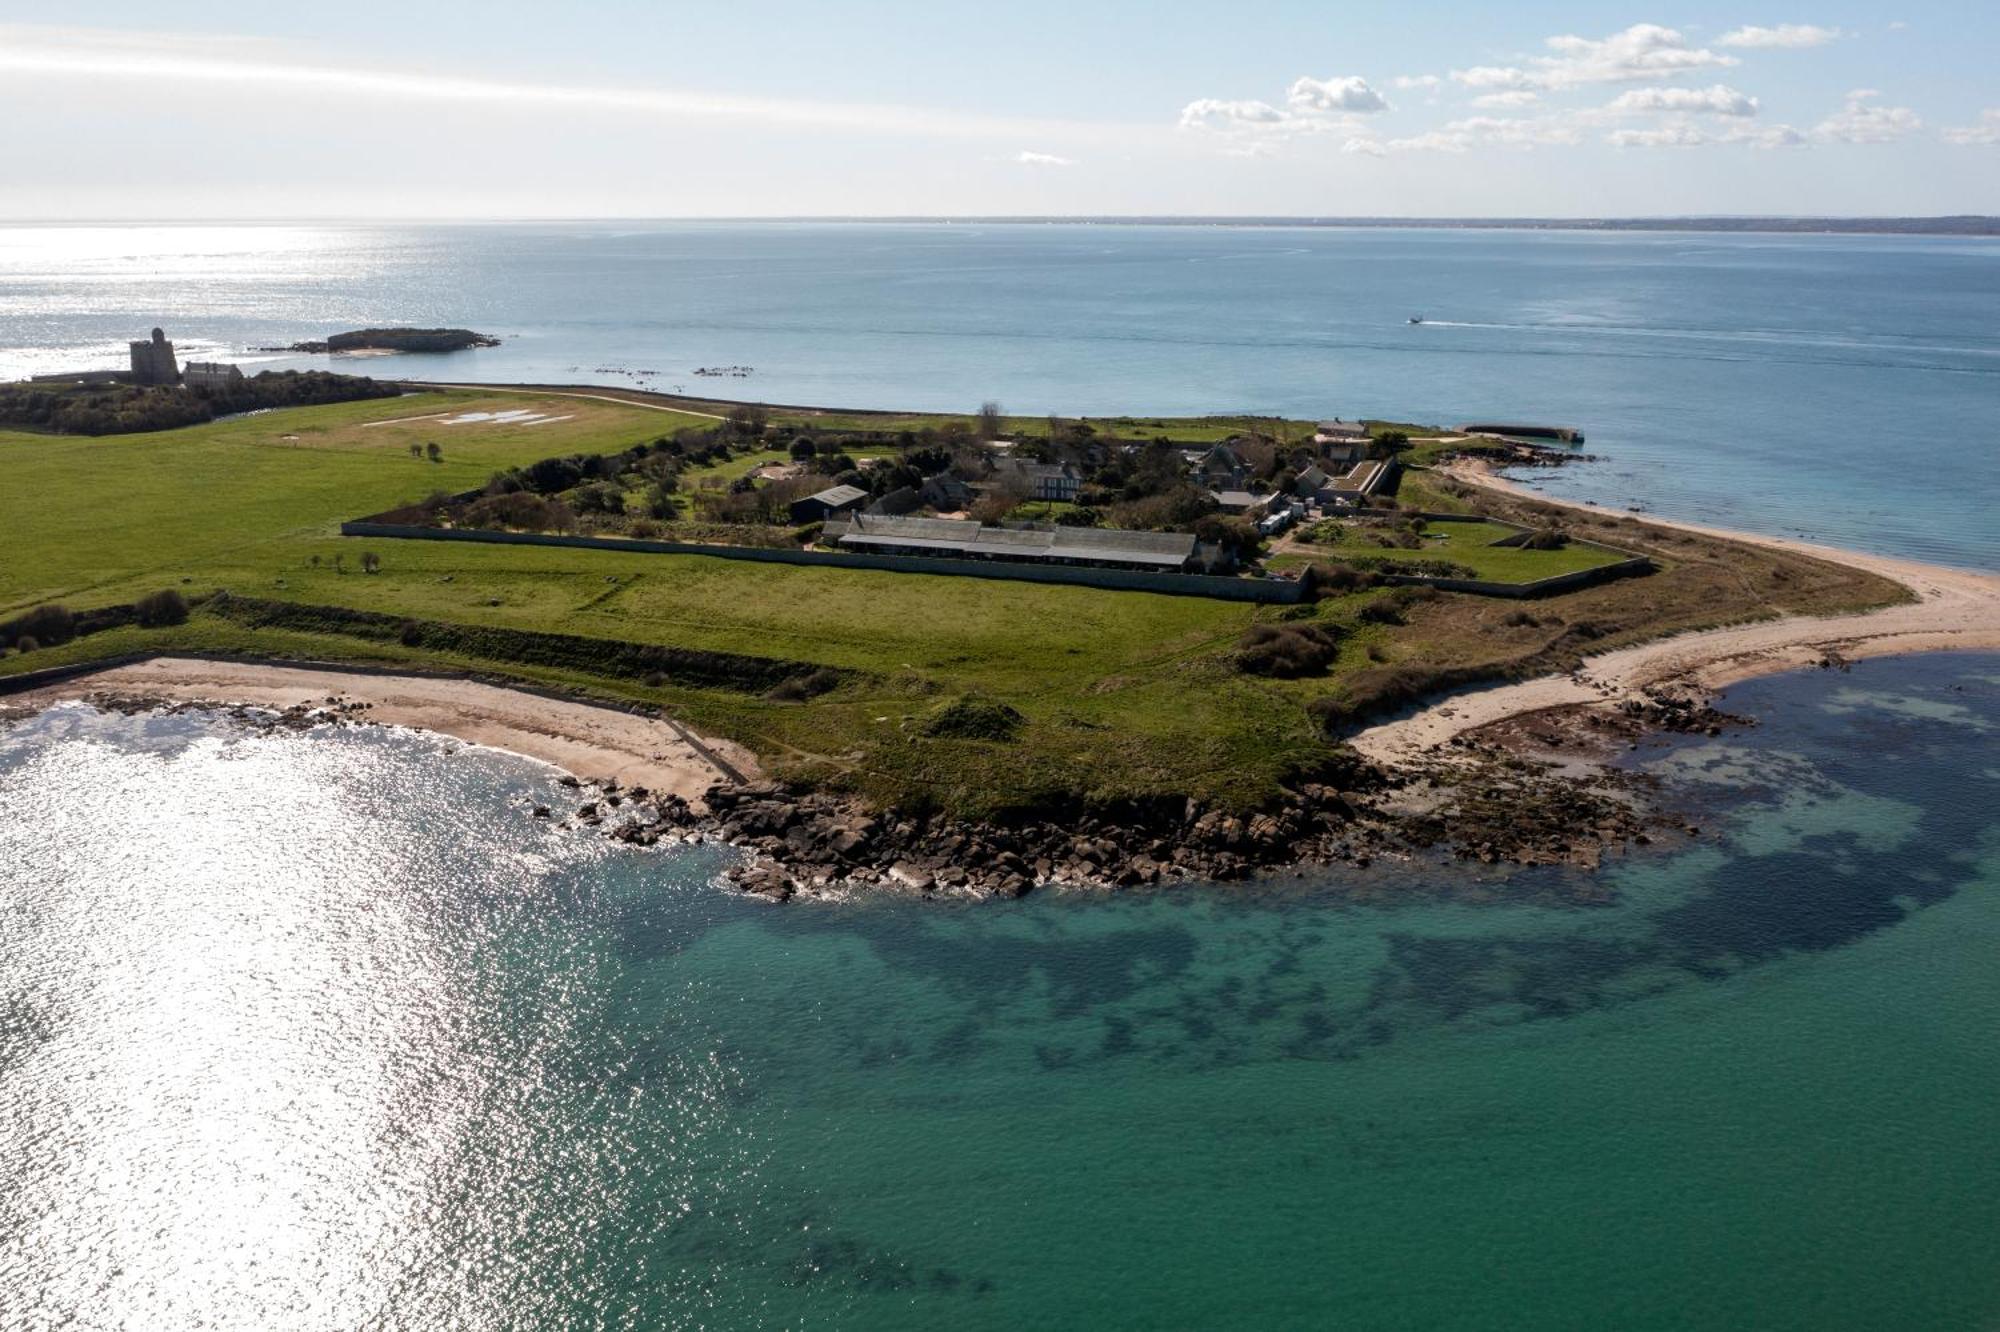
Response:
[1349, 461, 2000, 766]
[14, 658, 761, 806]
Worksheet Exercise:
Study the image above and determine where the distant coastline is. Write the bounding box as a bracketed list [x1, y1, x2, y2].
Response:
[4, 216, 1996, 236]
[699, 215, 2000, 237]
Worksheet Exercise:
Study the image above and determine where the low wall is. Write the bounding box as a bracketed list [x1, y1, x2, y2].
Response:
[340, 522, 1309, 604]
[341, 520, 1650, 603]
[1373, 557, 1653, 599]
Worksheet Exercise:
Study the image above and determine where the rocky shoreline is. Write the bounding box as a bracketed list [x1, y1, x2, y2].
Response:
[554, 683, 1750, 903]
[11, 679, 1749, 905]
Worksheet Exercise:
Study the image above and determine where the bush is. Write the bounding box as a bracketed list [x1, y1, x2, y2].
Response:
[460, 492, 576, 532]
[1235, 621, 1343, 678]
[14, 635, 39, 654]
[1, 603, 75, 650]
[1302, 563, 1376, 597]
[765, 667, 844, 702]
[921, 695, 1026, 741]
[133, 589, 188, 627]
[570, 481, 627, 515]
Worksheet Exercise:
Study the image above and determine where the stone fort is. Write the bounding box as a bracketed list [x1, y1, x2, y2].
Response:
[128, 327, 180, 386]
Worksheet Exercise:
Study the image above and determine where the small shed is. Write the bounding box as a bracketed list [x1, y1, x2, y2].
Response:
[790, 484, 870, 524]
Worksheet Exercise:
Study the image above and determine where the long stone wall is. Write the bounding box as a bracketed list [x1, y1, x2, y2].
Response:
[1371, 558, 1654, 600]
[340, 520, 1652, 603]
[339, 521, 1309, 603]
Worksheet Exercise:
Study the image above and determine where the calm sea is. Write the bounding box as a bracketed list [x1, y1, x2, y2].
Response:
[1, 222, 1995, 568]
[3, 654, 1998, 1329]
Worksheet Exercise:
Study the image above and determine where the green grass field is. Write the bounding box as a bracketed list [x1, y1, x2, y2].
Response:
[0, 389, 714, 612]
[1, 390, 1910, 816]
[0, 390, 1340, 811]
[1288, 519, 1628, 583]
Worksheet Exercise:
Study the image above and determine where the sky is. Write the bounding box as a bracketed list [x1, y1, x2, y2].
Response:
[0, 1, 1995, 218]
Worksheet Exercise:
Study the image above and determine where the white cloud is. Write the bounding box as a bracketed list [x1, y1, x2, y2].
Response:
[1717, 24, 1843, 48]
[1390, 74, 1441, 90]
[1287, 75, 1389, 114]
[1451, 25, 1737, 94]
[1535, 24, 1738, 87]
[1451, 65, 1538, 91]
[1729, 123, 1808, 148]
[1341, 137, 1387, 156]
[1472, 90, 1540, 109]
[1014, 150, 1073, 166]
[1941, 109, 2000, 146]
[1606, 118, 1811, 149]
[1814, 89, 1922, 143]
[1607, 121, 1711, 148]
[0, 22, 1117, 144]
[1384, 115, 1585, 153]
[1177, 98, 1285, 131]
[1608, 84, 1760, 117]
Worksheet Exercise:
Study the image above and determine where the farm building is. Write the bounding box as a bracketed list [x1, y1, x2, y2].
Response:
[1315, 418, 1370, 446]
[828, 514, 1197, 571]
[789, 484, 870, 523]
[994, 459, 1082, 502]
[183, 362, 246, 392]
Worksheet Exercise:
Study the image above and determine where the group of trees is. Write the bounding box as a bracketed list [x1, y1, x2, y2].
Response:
[3, 590, 187, 656]
[0, 371, 399, 436]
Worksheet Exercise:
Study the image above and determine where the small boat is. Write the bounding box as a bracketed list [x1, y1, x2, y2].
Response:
[1408, 315, 1424, 324]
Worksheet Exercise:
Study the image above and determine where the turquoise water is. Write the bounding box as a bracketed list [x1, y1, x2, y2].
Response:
[2, 222, 1996, 569]
[4, 653, 1997, 1329]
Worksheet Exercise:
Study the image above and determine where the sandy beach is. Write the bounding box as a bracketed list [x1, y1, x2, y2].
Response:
[11, 659, 761, 804]
[1348, 460, 2000, 765]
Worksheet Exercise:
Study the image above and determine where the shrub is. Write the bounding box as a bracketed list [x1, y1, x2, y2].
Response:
[14, 635, 39, 654]
[461, 492, 576, 532]
[765, 667, 844, 702]
[398, 620, 425, 646]
[570, 481, 627, 516]
[1304, 563, 1376, 596]
[1, 603, 75, 650]
[1235, 621, 1343, 678]
[921, 695, 1026, 741]
[133, 589, 188, 627]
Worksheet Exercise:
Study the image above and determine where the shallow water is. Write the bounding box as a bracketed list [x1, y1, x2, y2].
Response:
[3, 222, 1995, 569]
[3, 652, 1996, 1329]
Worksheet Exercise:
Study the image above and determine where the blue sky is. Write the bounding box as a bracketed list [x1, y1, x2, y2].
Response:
[1, 1, 1993, 217]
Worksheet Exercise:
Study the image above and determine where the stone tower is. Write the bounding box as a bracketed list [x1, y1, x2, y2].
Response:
[128, 327, 180, 386]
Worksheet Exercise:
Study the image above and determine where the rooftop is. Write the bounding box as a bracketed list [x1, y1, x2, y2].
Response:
[803, 483, 869, 507]
[833, 513, 1196, 569]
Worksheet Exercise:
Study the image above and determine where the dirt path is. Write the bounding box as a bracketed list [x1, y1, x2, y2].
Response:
[14, 659, 761, 804]
[1348, 462, 2000, 766]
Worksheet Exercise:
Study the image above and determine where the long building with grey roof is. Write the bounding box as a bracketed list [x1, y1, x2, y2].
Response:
[827, 513, 1197, 571]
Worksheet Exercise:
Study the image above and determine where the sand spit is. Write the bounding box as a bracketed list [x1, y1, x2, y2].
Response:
[1349, 462, 2000, 766]
[12, 658, 761, 806]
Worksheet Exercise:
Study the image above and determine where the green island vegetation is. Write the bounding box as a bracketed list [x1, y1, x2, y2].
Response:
[0, 386, 1910, 819]
[277, 328, 503, 354]
[0, 370, 401, 436]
